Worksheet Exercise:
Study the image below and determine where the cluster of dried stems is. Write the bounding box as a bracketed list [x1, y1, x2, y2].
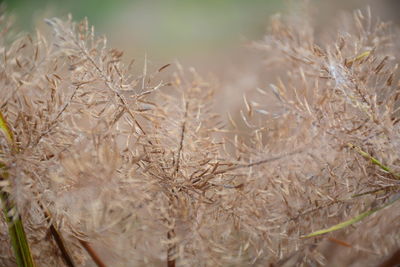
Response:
[1, 6, 400, 267]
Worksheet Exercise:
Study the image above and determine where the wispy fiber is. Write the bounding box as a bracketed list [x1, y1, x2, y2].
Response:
[1, 5, 400, 267]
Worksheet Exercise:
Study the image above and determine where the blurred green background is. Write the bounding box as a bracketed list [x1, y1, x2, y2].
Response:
[1, 0, 398, 65]
[1, 0, 284, 60]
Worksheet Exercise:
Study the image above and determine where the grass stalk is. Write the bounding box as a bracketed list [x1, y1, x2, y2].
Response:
[167, 228, 176, 267]
[302, 190, 400, 238]
[78, 239, 107, 267]
[348, 143, 400, 178]
[0, 111, 36, 267]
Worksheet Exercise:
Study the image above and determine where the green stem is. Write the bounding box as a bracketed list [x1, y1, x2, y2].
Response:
[1, 191, 36, 267]
[0, 111, 36, 266]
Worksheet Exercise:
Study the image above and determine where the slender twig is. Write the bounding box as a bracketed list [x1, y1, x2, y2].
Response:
[37, 201, 76, 267]
[195, 148, 304, 184]
[167, 228, 176, 267]
[174, 100, 189, 174]
[78, 239, 107, 267]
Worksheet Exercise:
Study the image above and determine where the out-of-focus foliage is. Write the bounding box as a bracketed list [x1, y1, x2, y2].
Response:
[1, 0, 283, 58]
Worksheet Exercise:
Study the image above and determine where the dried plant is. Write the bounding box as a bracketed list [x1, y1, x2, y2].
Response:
[241, 6, 400, 266]
[1, 5, 400, 267]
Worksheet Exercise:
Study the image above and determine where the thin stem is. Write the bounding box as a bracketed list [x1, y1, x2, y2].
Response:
[37, 201, 76, 267]
[0, 111, 36, 266]
[167, 228, 176, 267]
[78, 239, 107, 267]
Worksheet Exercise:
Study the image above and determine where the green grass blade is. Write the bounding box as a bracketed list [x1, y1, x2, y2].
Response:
[354, 51, 371, 62]
[1, 191, 36, 267]
[302, 195, 400, 238]
[346, 50, 372, 67]
[348, 143, 400, 179]
[0, 111, 14, 146]
[0, 110, 36, 266]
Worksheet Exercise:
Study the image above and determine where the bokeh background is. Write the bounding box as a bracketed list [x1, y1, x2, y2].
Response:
[1, 0, 399, 63]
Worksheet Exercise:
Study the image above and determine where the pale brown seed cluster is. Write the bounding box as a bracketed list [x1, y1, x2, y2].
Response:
[0, 6, 400, 267]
